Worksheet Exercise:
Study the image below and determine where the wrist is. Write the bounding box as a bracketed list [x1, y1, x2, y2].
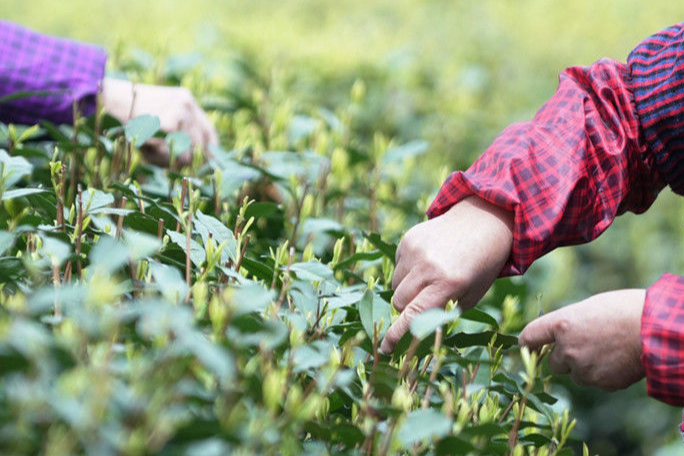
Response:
[101, 77, 135, 122]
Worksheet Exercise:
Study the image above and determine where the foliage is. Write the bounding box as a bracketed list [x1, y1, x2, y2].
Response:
[0, 52, 587, 455]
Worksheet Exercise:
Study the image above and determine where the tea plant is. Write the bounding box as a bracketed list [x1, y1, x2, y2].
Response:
[0, 56, 587, 456]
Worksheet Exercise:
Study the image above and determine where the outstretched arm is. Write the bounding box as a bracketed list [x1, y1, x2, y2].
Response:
[387, 23, 684, 406]
[0, 21, 217, 165]
[384, 56, 662, 353]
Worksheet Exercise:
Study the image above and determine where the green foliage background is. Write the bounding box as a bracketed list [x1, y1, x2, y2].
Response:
[3, 0, 684, 454]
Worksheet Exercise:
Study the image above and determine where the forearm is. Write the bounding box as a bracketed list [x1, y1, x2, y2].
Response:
[0, 21, 106, 125]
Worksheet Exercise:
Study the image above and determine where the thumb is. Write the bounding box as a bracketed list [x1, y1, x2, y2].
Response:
[519, 312, 559, 350]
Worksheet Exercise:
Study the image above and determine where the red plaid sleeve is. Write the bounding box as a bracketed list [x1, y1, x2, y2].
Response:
[629, 24, 684, 406]
[642, 274, 684, 406]
[427, 58, 663, 276]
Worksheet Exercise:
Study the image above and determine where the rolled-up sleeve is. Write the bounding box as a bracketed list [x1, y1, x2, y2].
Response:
[427, 59, 662, 276]
[0, 21, 107, 125]
[629, 24, 684, 406]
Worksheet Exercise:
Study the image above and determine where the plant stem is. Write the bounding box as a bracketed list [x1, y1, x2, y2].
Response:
[74, 185, 84, 280]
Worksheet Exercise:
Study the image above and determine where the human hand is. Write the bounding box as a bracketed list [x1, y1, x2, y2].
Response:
[102, 77, 218, 166]
[519, 289, 646, 391]
[380, 196, 514, 353]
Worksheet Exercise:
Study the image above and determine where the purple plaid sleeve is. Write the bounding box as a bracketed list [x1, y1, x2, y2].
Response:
[0, 21, 106, 125]
[427, 58, 662, 276]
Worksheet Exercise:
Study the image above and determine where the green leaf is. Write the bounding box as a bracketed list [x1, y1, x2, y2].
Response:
[382, 140, 429, 164]
[89, 236, 130, 273]
[398, 409, 453, 446]
[435, 436, 475, 455]
[149, 261, 188, 303]
[333, 250, 383, 270]
[2, 188, 45, 200]
[124, 114, 161, 147]
[239, 257, 275, 282]
[0, 150, 32, 189]
[292, 343, 329, 373]
[123, 230, 162, 261]
[410, 308, 460, 340]
[194, 210, 237, 262]
[244, 202, 281, 219]
[165, 131, 192, 157]
[358, 289, 374, 339]
[40, 236, 71, 266]
[358, 290, 392, 340]
[181, 332, 235, 383]
[0, 230, 14, 255]
[290, 261, 334, 282]
[460, 307, 499, 329]
[445, 331, 518, 349]
[363, 232, 397, 264]
[166, 229, 206, 267]
[232, 283, 276, 315]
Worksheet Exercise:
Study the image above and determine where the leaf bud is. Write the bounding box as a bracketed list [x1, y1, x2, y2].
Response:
[391, 384, 413, 412]
[263, 370, 286, 412]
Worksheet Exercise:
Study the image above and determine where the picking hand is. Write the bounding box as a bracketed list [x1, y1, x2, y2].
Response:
[381, 196, 514, 353]
[102, 77, 218, 166]
[519, 289, 646, 391]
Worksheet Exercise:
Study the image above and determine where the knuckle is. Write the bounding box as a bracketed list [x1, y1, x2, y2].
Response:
[553, 317, 572, 335]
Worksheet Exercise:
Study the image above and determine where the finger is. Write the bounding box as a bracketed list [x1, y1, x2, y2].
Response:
[381, 285, 447, 353]
[547, 345, 570, 375]
[395, 236, 406, 269]
[518, 313, 558, 350]
[391, 256, 411, 291]
[392, 270, 423, 312]
[380, 305, 417, 354]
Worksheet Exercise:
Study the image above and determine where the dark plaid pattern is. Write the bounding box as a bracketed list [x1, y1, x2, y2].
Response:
[643, 274, 684, 406]
[0, 21, 106, 125]
[427, 58, 662, 275]
[428, 24, 684, 405]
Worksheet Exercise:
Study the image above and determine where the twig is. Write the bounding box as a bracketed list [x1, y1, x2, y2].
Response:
[409, 354, 433, 396]
[234, 234, 250, 273]
[275, 246, 295, 312]
[176, 178, 188, 232]
[185, 211, 193, 300]
[56, 164, 66, 231]
[52, 264, 61, 317]
[498, 393, 519, 424]
[74, 185, 84, 280]
[157, 218, 164, 240]
[398, 337, 420, 380]
[212, 176, 220, 216]
[421, 329, 443, 409]
[116, 197, 127, 239]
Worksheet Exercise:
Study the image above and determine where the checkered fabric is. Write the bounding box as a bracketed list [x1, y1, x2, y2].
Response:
[643, 274, 684, 406]
[0, 21, 106, 125]
[428, 23, 684, 406]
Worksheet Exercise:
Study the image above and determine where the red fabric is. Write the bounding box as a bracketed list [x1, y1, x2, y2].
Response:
[643, 274, 684, 406]
[427, 59, 662, 276]
[427, 26, 684, 406]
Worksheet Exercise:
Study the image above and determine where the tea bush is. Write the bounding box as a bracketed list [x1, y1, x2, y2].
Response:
[0, 54, 586, 456]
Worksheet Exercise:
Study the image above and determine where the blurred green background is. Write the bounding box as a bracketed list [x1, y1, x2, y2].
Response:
[4, 1, 684, 454]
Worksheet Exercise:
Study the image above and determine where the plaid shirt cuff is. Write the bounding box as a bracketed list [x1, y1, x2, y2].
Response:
[642, 274, 684, 406]
[0, 21, 107, 125]
[427, 59, 661, 276]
